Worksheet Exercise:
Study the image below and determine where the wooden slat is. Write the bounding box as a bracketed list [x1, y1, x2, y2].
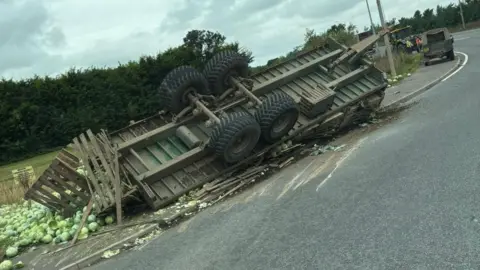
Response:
[28, 193, 61, 211]
[44, 169, 90, 202]
[37, 186, 74, 212]
[61, 148, 80, 163]
[55, 156, 80, 175]
[50, 161, 89, 192]
[86, 130, 116, 201]
[38, 176, 79, 205]
[79, 133, 115, 203]
[31, 190, 64, 210]
[73, 137, 108, 209]
[113, 148, 123, 225]
[97, 130, 125, 224]
[58, 151, 79, 168]
[98, 132, 123, 225]
[70, 199, 93, 246]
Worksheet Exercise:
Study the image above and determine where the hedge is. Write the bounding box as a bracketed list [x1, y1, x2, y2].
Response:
[0, 30, 251, 164]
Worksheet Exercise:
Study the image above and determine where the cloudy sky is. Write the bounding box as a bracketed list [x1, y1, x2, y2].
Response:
[1, 0, 457, 80]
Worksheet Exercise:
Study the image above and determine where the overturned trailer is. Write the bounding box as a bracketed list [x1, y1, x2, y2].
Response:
[26, 30, 390, 213]
[109, 31, 389, 210]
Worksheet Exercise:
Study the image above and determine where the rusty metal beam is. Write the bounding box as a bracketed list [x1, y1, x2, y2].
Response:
[251, 49, 343, 96]
[139, 147, 208, 185]
[117, 122, 181, 154]
[326, 65, 371, 90]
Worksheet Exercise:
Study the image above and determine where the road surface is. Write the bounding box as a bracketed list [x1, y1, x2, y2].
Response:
[91, 32, 479, 270]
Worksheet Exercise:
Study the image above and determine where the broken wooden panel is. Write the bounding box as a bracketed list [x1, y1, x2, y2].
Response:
[24, 149, 92, 216]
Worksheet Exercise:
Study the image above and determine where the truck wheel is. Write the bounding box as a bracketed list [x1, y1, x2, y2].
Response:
[255, 91, 299, 143]
[208, 111, 261, 163]
[203, 50, 249, 96]
[160, 66, 210, 114]
[447, 50, 455, 61]
[158, 66, 192, 108]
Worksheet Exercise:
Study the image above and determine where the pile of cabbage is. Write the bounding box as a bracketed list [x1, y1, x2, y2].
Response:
[0, 201, 114, 262]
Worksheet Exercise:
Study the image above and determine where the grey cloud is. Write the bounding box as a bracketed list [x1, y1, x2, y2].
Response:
[234, 0, 285, 14]
[42, 26, 67, 48]
[276, 0, 355, 20]
[157, 0, 207, 34]
[158, 0, 286, 36]
[201, 0, 286, 31]
[0, 0, 66, 75]
[64, 31, 160, 70]
[156, 0, 309, 66]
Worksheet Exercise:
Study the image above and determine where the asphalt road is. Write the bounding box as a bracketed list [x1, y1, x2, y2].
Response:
[91, 33, 480, 270]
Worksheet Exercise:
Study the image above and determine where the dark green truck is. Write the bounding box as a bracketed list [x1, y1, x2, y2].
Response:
[422, 28, 455, 66]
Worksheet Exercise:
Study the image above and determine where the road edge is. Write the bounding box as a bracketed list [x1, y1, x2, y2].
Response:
[58, 224, 159, 270]
[380, 54, 462, 111]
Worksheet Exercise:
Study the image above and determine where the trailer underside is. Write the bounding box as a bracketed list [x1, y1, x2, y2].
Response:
[26, 31, 390, 213]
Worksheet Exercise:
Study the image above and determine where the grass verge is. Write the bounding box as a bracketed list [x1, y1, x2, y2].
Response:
[374, 52, 423, 86]
[0, 151, 59, 205]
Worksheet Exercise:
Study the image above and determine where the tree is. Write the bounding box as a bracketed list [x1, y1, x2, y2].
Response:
[0, 29, 252, 164]
[182, 30, 254, 67]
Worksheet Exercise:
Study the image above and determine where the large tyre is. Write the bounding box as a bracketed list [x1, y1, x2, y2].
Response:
[255, 91, 299, 143]
[158, 66, 192, 108]
[160, 66, 210, 114]
[447, 50, 455, 61]
[203, 50, 249, 96]
[208, 111, 261, 163]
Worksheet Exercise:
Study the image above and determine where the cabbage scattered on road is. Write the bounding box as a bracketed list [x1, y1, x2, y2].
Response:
[0, 201, 116, 259]
[0, 260, 13, 270]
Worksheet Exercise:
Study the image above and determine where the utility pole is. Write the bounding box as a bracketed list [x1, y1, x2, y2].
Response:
[376, 0, 396, 77]
[365, 0, 376, 35]
[458, 0, 466, 30]
[365, 0, 379, 50]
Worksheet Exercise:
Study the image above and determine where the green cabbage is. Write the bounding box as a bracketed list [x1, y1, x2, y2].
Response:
[0, 260, 13, 270]
[105, 216, 114, 225]
[5, 246, 18, 257]
[88, 222, 99, 232]
[87, 215, 96, 223]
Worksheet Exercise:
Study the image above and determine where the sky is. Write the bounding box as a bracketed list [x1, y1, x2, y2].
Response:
[0, 0, 457, 80]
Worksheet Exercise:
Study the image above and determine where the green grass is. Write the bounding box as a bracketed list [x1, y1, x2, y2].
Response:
[0, 151, 59, 205]
[0, 151, 59, 182]
[374, 52, 423, 86]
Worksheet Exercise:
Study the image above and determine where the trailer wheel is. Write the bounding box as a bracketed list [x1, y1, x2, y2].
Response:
[255, 91, 299, 143]
[160, 66, 210, 114]
[158, 66, 192, 108]
[447, 50, 455, 61]
[203, 50, 249, 95]
[208, 111, 261, 163]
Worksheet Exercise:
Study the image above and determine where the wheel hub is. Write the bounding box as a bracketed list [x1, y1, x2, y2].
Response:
[224, 70, 238, 89]
[270, 111, 295, 138]
[182, 88, 197, 105]
[231, 131, 251, 155]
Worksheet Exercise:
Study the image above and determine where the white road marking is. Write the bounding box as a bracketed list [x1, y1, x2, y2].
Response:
[316, 137, 367, 192]
[455, 37, 471, 41]
[442, 51, 469, 82]
[276, 159, 316, 200]
[293, 154, 337, 190]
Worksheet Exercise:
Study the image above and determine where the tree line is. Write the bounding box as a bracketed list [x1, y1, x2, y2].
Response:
[0, 30, 253, 164]
[362, 0, 480, 34]
[0, 1, 476, 164]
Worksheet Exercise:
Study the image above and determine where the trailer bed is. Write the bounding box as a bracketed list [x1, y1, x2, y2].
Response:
[109, 41, 387, 209]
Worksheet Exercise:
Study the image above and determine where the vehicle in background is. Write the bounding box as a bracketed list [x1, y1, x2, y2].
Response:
[422, 28, 455, 66]
[389, 25, 423, 54]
